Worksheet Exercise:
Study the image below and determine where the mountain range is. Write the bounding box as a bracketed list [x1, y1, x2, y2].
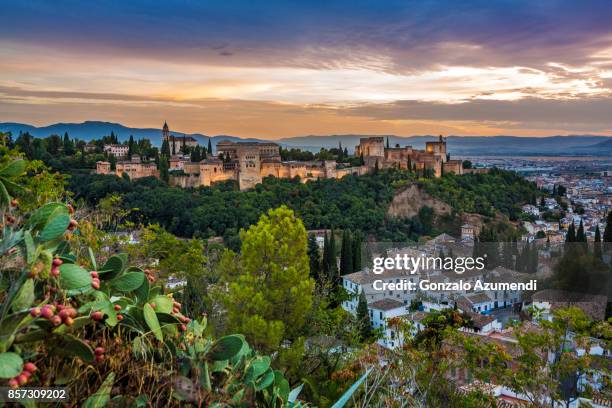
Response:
[1, 121, 612, 156]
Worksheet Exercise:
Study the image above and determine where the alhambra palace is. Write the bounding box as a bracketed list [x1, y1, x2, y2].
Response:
[97, 123, 479, 190]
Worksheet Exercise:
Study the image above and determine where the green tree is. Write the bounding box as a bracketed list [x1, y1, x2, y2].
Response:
[208, 138, 213, 155]
[594, 225, 602, 259]
[159, 155, 169, 182]
[356, 291, 372, 341]
[223, 206, 315, 352]
[307, 234, 321, 283]
[63, 132, 75, 155]
[127, 134, 134, 159]
[161, 139, 170, 157]
[603, 211, 612, 243]
[340, 229, 353, 275]
[352, 230, 362, 272]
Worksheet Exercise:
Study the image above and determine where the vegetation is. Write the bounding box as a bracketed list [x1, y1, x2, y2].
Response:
[68, 167, 539, 247]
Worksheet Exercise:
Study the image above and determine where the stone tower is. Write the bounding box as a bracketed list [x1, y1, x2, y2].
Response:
[162, 121, 170, 143]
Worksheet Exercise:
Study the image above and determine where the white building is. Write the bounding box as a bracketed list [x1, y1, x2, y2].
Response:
[103, 144, 129, 158]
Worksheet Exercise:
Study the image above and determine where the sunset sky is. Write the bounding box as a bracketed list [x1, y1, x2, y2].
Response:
[2, 1, 612, 138]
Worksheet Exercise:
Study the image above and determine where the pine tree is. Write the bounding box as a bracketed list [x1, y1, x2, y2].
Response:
[340, 230, 353, 275]
[356, 290, 372, 341]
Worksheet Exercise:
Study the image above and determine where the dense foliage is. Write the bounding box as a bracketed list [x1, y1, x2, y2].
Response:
[69, 167, 538, 246]
[422, 168, 538, 220]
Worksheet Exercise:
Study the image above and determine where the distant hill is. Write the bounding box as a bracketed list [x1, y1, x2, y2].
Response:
[1, 121, 611, 156]
[0, 121, 270, 149]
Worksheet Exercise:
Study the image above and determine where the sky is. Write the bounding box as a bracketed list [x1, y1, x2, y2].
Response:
[2, 0, 612, 138]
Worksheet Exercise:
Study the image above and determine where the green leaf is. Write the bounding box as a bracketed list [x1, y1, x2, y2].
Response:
[24, 231, 35, 264]
[148, 295, 173, 314]
[134, 278, 149, 305]
[0, 159, 26, 177]
[2, 178, 27, 197]
[112, 271, 145, 292]
[210, 335, 245, 361]
[51, 334, 95, 362]
[143, 303, 163, 341]
[99, 255, 125, 280]
[0, 180, 10, 208]
[255, 368, 275, 391]
[0, 352, 23, 378]
[88, 247, 97, 270]
[83, 372, 115, 408]
[27, 203, 68, 231]
[11, 278, 35, 311]
[39, 214, 70, 242]
[156, 312, 181, 325]
[59, 264, 92, 290]
[245, 356, 271, 383]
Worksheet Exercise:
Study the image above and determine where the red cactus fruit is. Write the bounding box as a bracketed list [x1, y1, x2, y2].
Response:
[8, 378, 19, 388]
[17, 374, 28, 385]
[66, 308, 77, 318]
[91, 311, 104, 321]
[52, 258, 63, 267]
[51, 266, 60, 277]
[63, 317, 74, 326]
[90, 271, 99, 278]
[95, 354, 104, 362]
[180, 324, 187, 332]
[150, 303, 156, 309]
[94, 347, 105, 355]
[10, 198, 18, 207]
[50, 315, 62, 326]
[30, 307, 41, 317]
[67, 203, 74, 214]
[40, 306, 53, 319]
[113, 304, 121, 311]
[67, 219, 78, 230]
[91, 278, 100, 290]
[116, 314, 124, 321]
[23, 363, 37, 373]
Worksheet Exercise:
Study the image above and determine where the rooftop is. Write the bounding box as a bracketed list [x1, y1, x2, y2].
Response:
[368, 298, 405, 311]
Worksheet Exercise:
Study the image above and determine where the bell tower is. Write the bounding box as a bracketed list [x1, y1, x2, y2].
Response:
[162, 121, 170, 142]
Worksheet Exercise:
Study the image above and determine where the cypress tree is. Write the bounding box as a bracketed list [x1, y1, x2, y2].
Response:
[208, 138, 213, 155]
[356, 290, 372, 341]
[322, 233, 330, 275]
[603, 212, 612, 243]
[340, 230, 353, 275]
[328, 229, 338, 280]
[161, 139, 170, 157]
[594, 225, 602, 259]
[128, 135, 134, 159]
[352, 231, 362, 272]
[566, 222, 575, 243]
[307, 234, 321, 283]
